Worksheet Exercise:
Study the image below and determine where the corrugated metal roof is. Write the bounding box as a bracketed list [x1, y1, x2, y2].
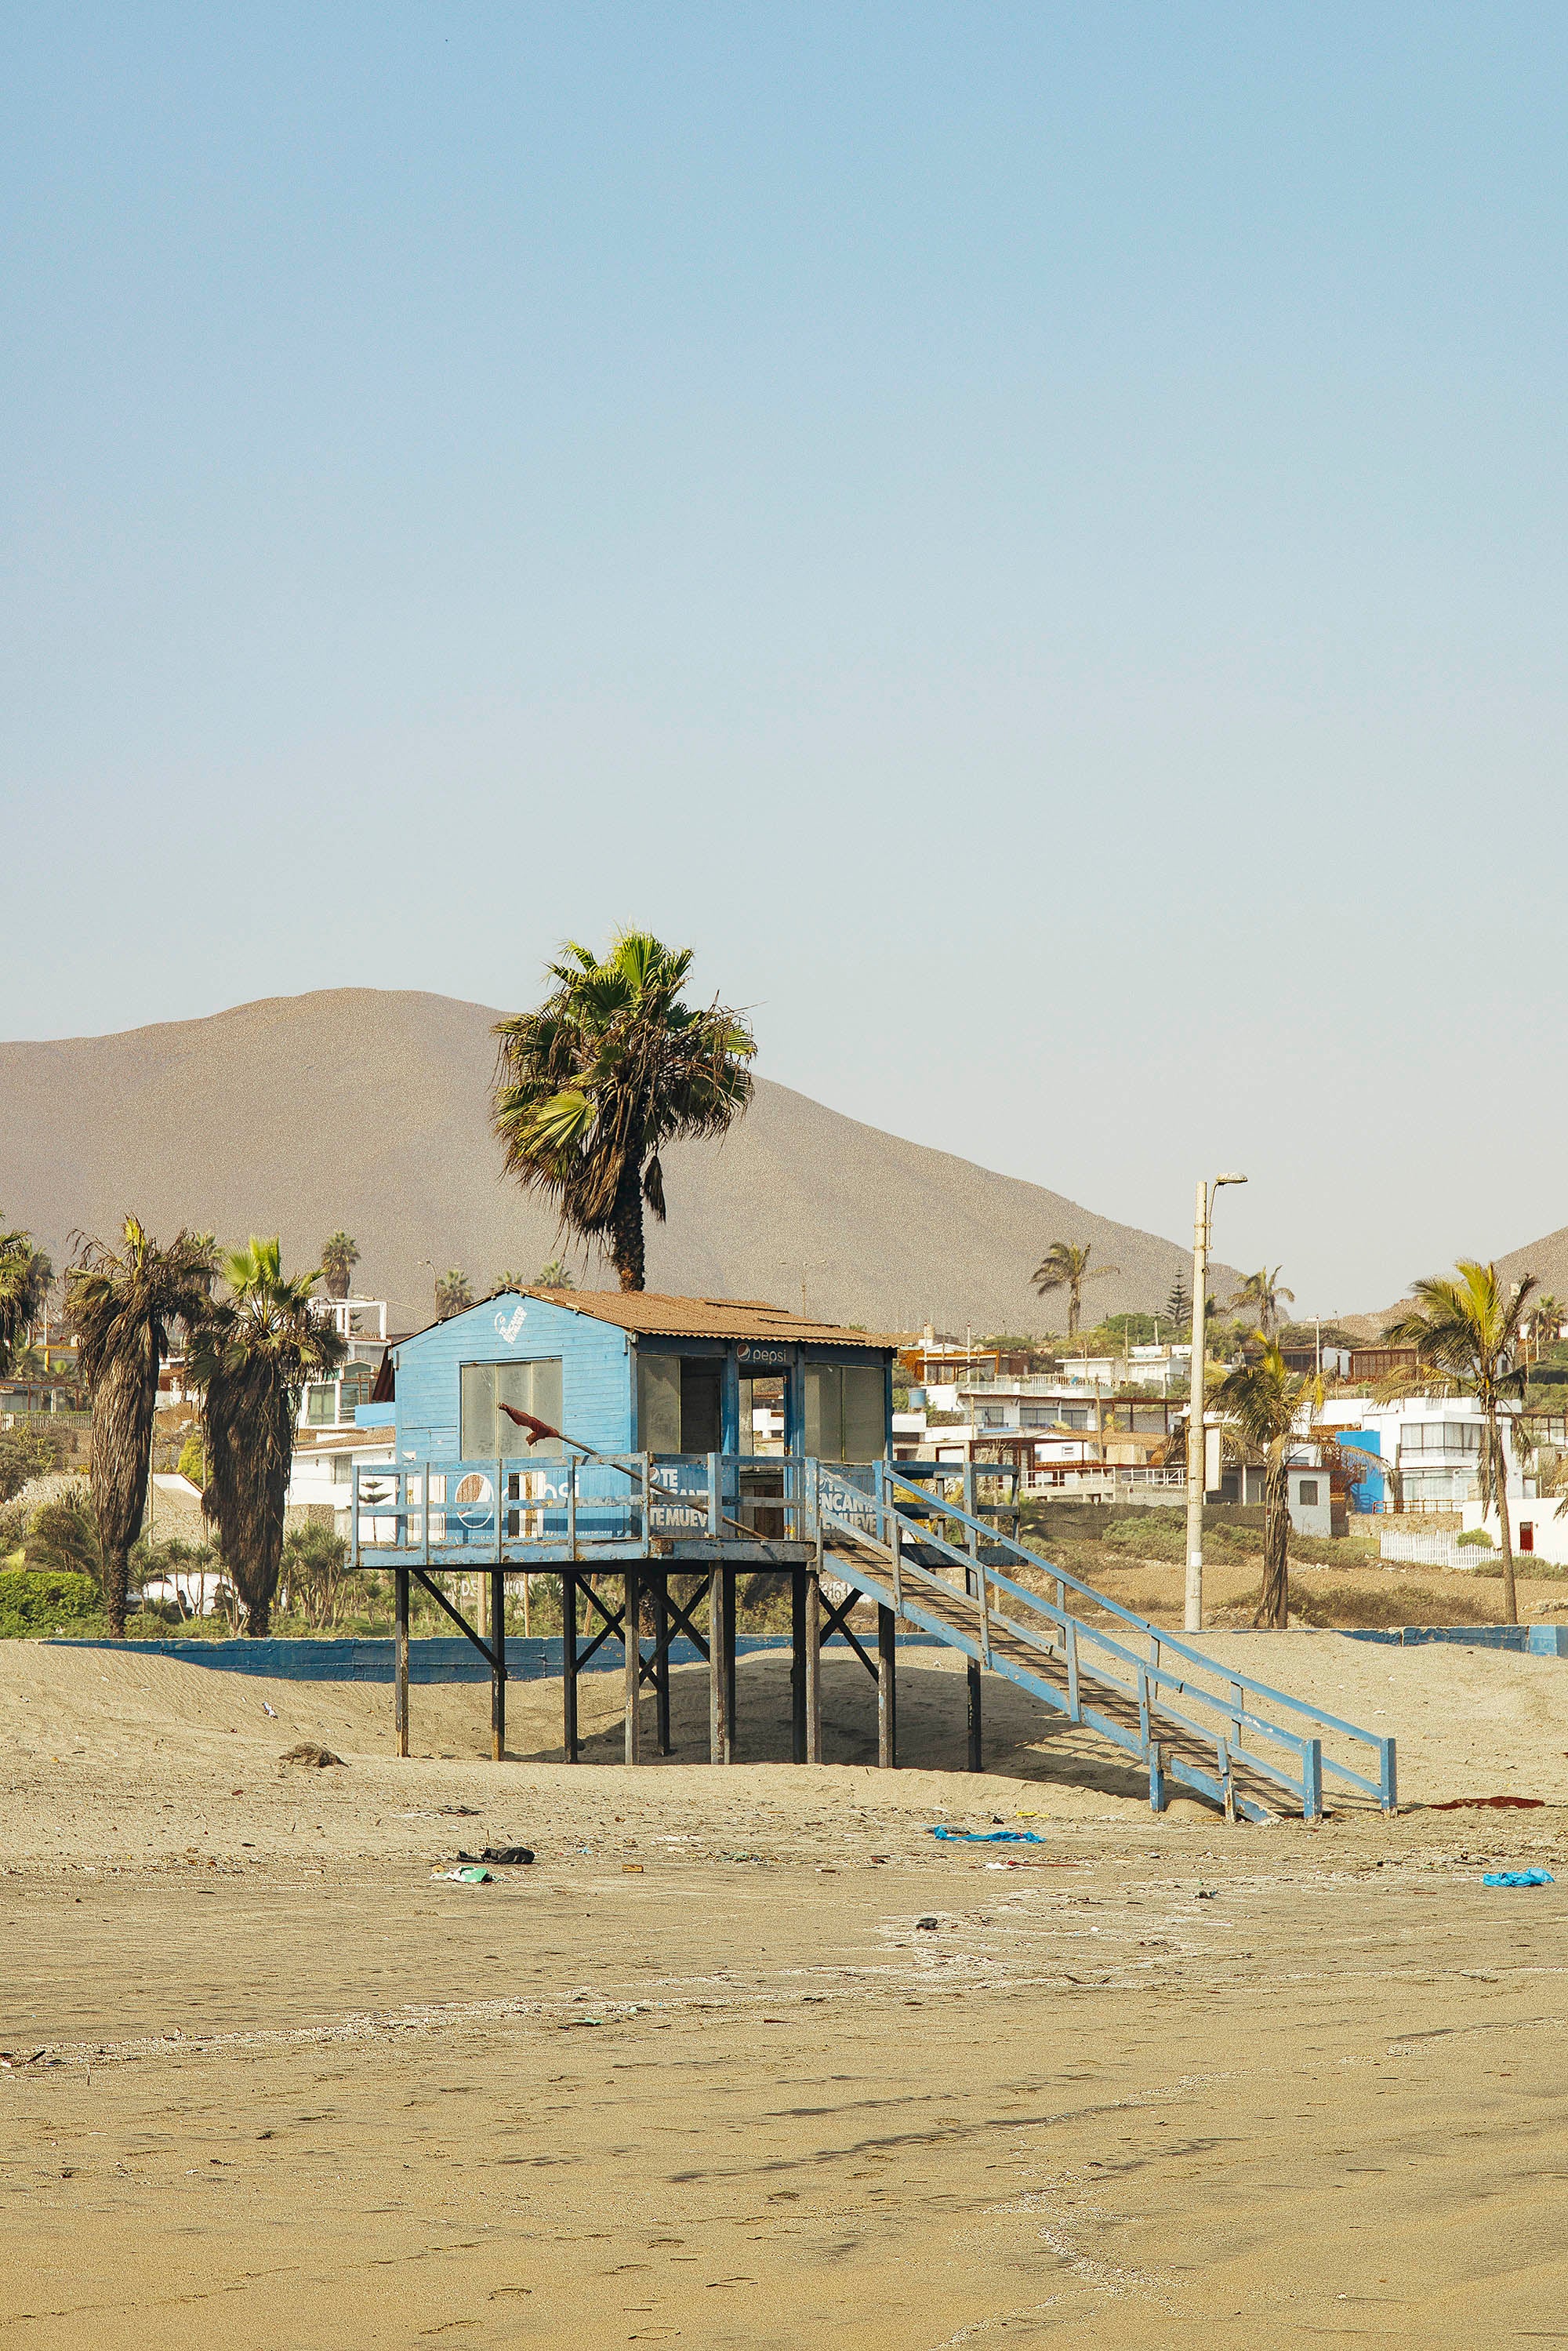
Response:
[521, 1287, 897, 1349]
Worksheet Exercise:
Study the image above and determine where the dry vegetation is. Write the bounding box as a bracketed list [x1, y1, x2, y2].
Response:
[1014, 1503, 1564, 1631]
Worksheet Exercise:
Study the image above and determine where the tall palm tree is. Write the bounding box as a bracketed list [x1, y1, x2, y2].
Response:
[1229, 1266, 1295, 1339]
[1032, 1241, 1120, 1339]
[188, 1238, 346, 1637]
[492, 931, 756, 1292]
[1385, 1262, 1535, 1625]
[64, 1218, 217, 1634]
[0, 1221, 53, 1378]
[319, 1230, 360, 1302]
[435, 1268, 474, 1320]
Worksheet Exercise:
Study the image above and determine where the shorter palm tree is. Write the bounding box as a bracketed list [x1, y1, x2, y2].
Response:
[1229, 1266, 1294, 1340]
[1033, 1241, 1120, 1338]
[1526, 1293, 1563, 1363]
[66, 1218, 217, 1633]
[1385, 1263, 1535, 1624]
[320, 1231, 361, 1301]
[1212, 1343, 1367, 1627]
[0, 1221, 53, 1378]
[435, 1268, 474, 1321]
[188, 1238, 347, 1637]
[535, 1259, 575, 1290]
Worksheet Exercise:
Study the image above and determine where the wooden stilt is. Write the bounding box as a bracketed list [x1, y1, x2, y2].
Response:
[394, 1563, 410, 1759]
[966, 1563, 983, 1771]
[490, 1567, 506, 1761]
[654, 1576, 672, 1755]
[804, 1571, 822, 1763]
[562, 1569, 579, 1764]
[877, 1603, 897, 1770]
[791, 1567, 807, 1764]
[724, 1570, 738, 1761]
[624, 1568, 642, 1765]
[708, 1568, 730, 1764]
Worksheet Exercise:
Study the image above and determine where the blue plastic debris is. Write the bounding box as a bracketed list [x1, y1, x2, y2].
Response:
[928, 1826, 1045, 1844]
[1481, 1869, 1555, 1888]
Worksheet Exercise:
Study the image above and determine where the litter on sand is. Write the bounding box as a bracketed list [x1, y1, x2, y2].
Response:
[456, 1846, 535, 1866]
[928, 1827, 1044, 1844]
[431, 1866, 492, 1884]
[279, 1743, 346, 1768]
[1429, 1797, 1546, 1811]
[1482, 1870, 1555, 1888]
[915, 1915, 938, 1930]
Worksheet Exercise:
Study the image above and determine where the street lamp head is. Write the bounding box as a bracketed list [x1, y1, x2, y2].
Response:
[1215, 1172, 1247, 1186]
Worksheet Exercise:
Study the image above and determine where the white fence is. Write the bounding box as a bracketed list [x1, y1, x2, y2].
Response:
[1379, 1528, 1487, 1572]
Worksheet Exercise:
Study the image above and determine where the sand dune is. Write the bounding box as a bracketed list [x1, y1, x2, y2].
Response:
[2, 1634, 1566, 2346]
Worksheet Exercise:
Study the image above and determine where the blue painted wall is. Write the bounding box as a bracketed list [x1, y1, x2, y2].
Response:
[1338, 1426, 1385, 1512]
[393, 1293, 634, 1463]
[51, 1632, 948, 1681]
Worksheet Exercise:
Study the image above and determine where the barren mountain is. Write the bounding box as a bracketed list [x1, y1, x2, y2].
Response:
[1, 989, 1225, 1335]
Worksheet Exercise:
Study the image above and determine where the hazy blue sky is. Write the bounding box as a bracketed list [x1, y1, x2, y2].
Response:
[5, 5, 1564, 1309]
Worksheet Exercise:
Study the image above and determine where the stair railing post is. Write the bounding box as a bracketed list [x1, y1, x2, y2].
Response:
[1065, 1615, 1080, 1721]
[1304, 1736, 1324, 1823]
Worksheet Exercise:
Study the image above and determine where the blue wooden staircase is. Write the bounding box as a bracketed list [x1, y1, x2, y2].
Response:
[811, 1463, 1396, 1825]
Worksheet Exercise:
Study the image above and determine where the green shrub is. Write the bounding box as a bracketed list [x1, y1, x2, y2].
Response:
[23, 1488, 102, 1583]
[0, 1567, 103, 1637]
[1457, 1527, 1494, 1548]
[0, 1423, 66, 1504]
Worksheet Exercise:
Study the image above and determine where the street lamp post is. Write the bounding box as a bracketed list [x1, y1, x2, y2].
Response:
[1184, 1172, 1247, 1633]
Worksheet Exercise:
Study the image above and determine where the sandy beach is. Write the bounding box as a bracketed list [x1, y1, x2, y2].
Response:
[2, 1635, 1566, 2347]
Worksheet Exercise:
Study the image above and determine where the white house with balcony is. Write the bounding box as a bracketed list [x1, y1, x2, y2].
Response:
[1316, 1394, 1531, 1512]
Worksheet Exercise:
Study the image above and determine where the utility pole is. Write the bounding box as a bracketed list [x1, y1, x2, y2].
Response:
[1185, 1172, 1247, 1633]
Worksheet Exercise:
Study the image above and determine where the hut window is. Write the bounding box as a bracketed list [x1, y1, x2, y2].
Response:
[637, 1355, 682, 1454]
[680, 1359, 722, 1454]
[460, 1359, 563, 1459]
[805, 1364, 887, 1463]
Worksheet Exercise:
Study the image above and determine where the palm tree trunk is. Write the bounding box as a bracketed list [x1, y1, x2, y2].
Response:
[100, 1540, 131, 1637]
[1491, 1412, 1518, 1626]
[1256, 1452, 1290, 1628]
[1068, 1279, 1080, 1338]
[610, 1161, 646, 1292]
[89, 1346, 158, 1637]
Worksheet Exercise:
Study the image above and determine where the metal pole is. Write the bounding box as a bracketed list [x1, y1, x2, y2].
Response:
[1184, 1180, 1209, 1634]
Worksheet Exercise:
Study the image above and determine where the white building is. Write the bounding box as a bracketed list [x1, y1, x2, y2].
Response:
[1316, 1394, 1528, 1512]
